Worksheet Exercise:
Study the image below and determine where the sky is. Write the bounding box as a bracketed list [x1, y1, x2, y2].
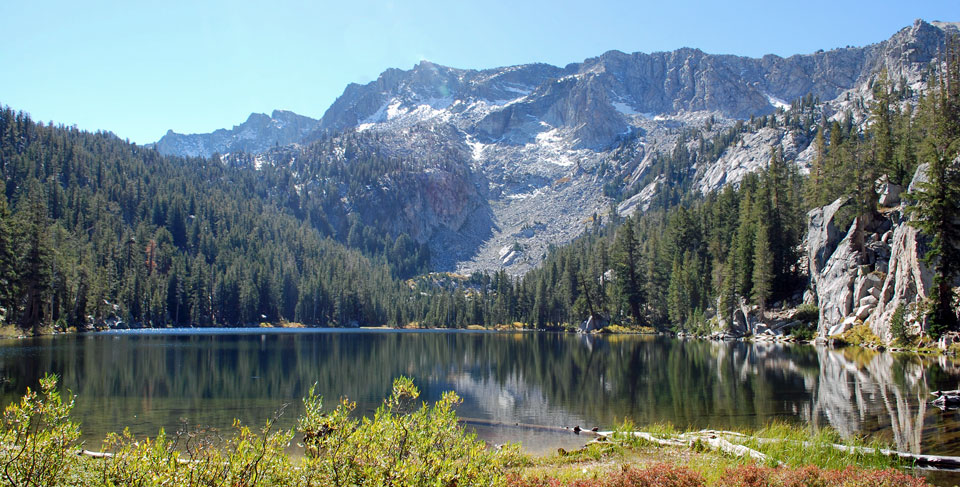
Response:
[1, 1, 957, 144]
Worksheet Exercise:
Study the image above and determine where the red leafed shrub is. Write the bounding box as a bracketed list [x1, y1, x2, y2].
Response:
[717, 464, 930, 487]
[508, 464, 930, 487]
[715, 465, 775, 487]
[505, 474, 564, 487]
[507, 465, 705, 487]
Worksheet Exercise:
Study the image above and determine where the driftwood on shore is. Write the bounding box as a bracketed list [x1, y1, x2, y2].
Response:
[594, 429, 960, 470]
[458, 417, 603, 438]
[593, 430, 776, 465]
[79, 449, 196, 464]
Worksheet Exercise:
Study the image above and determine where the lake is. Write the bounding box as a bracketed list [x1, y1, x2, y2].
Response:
[1, 329, 959, 461]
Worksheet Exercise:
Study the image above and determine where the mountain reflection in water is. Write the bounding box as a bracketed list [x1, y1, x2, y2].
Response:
[0, 330, 957, 456]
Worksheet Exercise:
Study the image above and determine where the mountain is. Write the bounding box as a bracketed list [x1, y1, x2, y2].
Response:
[156, 20, 959, 275]
[156, 110, 318, 158]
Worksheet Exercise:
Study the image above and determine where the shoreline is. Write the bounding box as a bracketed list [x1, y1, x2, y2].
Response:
[3, 322, 950, 356]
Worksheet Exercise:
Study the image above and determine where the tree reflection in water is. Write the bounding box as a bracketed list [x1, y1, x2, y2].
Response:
[0, 331, 957, 455]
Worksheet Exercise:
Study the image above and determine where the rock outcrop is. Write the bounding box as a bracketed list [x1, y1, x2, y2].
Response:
[866, 165, 933, 340]
[808, 164, 934, 340]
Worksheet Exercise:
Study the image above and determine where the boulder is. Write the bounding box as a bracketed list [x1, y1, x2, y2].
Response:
[578, 315, 607, 333]
[878, 179, 903, 207]
[828, 316, 857, 337]
[938, 332, 960, 350]
[853, 272, 883, 303]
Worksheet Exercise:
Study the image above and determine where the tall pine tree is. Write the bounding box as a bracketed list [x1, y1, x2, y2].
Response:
[910, 44, 960, 337]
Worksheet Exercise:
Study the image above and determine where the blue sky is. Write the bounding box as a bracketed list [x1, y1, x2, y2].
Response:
[1, 1, 956, 144]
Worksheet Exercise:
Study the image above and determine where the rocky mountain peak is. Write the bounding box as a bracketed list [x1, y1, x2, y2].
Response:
[156, 110, 319, 158]
[153, 20, 958, 276]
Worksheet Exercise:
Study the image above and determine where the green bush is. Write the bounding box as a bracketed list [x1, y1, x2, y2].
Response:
[0, 374, 80, 486]
[297, 376, 513, 485]
[793, 303, 819, 324]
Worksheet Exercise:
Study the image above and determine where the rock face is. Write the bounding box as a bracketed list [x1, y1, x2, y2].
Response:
[806, 197, 852, 278]
[811, 215, 862, 335]
[154, 21, 958, 275]
[867, 165, 934, 340]
[156, 110, 319, 158]
[807, 165, 935, 340]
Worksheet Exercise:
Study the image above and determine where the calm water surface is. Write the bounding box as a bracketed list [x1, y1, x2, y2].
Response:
[2, 329, 960, 461]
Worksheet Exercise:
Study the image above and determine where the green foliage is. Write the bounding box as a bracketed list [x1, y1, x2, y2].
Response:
[0, 374, 80, 486]
[831, 324, 885, 348]
[297, 376, 511, 486]
[792, 303, 819, 324]
[94, 420, 294, 487]
[890, 304, 909, 345]
[0, 375, 518, 486]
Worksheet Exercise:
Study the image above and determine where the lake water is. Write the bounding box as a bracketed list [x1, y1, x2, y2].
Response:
[2, 329, 960, 462]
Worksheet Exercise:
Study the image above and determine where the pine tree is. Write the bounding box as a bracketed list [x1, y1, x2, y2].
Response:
[17, 183, 52, 335]
[805, 124, 828, 207]
[612, 219, 643, 324]
[666, 257, 687, 328]
[871, 70, 897, 181]
[751, 221, 773, 317]
[0, 182, 17, 323]
[910, 46, 960, 337]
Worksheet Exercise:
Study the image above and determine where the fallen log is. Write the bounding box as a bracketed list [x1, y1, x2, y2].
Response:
[457, 417, 602, 437]
[594, 430, 776, 465]
[750, 437, 960, 470]
[79, 449, 196, 464]
[595, 429, 960, 471]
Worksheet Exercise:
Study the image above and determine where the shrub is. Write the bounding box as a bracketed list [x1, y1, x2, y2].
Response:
[297, 376, 512, 485]
[834, 324, 884, 348]
[793, 303, 819, 324]
[790, 322, 816, 341]
[507, 464, 705, 487]
[716, 464, 929, 487]
[0, 374, 80, 487]
[95, 415, 294, 486]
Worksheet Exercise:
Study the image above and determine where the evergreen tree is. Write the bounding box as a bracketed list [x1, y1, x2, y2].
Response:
[871, 70, 897, 182]
[612, 219, 643, 323]
[751, 221, 773, 317]
[910, 47, 960, 337]
[0, 182, 17, 322]
[16, 183, 52, 335]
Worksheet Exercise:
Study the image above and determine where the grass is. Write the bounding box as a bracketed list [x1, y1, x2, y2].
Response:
[739, 421, 909, 470]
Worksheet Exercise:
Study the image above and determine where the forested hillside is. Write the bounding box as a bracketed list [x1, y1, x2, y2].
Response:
[0, 109, 426, 332]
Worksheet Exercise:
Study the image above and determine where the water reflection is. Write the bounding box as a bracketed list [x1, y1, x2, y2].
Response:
[0, 331, 957, 455]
